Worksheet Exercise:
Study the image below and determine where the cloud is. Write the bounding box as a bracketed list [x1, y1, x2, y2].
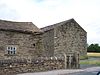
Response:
[0, 0, 100, 44]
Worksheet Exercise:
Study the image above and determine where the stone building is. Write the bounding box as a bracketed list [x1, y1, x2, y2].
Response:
[0, 19, 85, 74]
[0, 18, 87, 59]
[0, 20, 44, 59]
[41, 18, 87, 57]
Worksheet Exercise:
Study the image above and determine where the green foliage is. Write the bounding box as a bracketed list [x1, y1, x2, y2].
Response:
[87, 44, 100, 52]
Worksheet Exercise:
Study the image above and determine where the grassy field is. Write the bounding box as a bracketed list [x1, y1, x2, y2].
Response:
[80, 52, 100, 66]
[87, 53, 100, 57]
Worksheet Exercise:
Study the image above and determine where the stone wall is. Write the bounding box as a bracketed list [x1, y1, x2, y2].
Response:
[0, 57, 64, 75]
[42, 20, 87, 57]
[0, 30, 44, 59]
[54, 20, 87, 56]
[42, 29, 54, 57]
[0, 53, 80, 75]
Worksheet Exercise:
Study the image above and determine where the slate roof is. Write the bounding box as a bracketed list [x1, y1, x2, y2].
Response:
[41, 18, 74, 32]
[41, 18, 86, 33]
[0, 19, 42, 34]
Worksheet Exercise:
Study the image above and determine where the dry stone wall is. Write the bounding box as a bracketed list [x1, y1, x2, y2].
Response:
[0, 57, 64, 75]
[0, 53, 79, 75]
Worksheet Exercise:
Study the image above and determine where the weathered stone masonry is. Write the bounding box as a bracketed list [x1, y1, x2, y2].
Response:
[41, 19, 87, 57]
[42, 29, 54, 57]
[0, 20, 44, 59]
[0, 18, 87, 58]
[0, 30, 44, 59]
[0, 52, 79, 75]
[0, 18, 86, 74]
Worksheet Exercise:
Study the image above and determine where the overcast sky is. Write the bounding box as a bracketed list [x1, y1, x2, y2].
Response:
[0, 0, 100, 44]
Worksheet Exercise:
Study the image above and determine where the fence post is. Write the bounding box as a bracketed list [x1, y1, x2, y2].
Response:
[76, 52, 80, 68]
[69, 54, 72, 69]
[74, 52, 80, 69]
[63, 53, 67, 69]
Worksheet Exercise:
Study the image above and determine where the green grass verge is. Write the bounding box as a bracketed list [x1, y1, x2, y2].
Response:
[80, 60, 100, 66]
[80, 53, 100, 66]
[80, 55, 88, 60]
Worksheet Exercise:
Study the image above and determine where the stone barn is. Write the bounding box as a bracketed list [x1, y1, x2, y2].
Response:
[0, 18, 87, 59]
[41, 18, 87, 57]
[0, 19, 86, 73]
[0, 20, 44, 59]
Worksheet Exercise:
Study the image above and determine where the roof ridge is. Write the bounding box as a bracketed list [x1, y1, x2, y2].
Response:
[0, 19, 32, 23]
[41, 18, 74, 31]
[41, 18, 74, 29]
[0, 19, 42, 34]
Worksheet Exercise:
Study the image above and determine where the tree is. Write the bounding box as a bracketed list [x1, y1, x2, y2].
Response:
[87, 43, 100, 52]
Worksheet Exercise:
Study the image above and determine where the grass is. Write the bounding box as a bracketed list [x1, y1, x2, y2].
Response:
[80, 52, 100, 66]
[80, 60, 100, 66]
[80, 55, 88, 60]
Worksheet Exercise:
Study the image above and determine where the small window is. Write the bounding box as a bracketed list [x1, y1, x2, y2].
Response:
[7, 46, 17, 55]
[8, 47, 10, 50]
[14, 47, 15, 50]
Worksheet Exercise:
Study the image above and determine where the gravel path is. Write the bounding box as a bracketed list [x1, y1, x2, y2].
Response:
[17, 66, 100, 75]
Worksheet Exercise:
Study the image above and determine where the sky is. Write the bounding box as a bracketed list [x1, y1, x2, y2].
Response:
[0, 0, 100, 44]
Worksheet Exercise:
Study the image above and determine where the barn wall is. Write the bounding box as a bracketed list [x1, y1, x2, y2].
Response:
[0, 30, 44, 59]
[54, 21, 87, 56]
[42, 29, 54, 57]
